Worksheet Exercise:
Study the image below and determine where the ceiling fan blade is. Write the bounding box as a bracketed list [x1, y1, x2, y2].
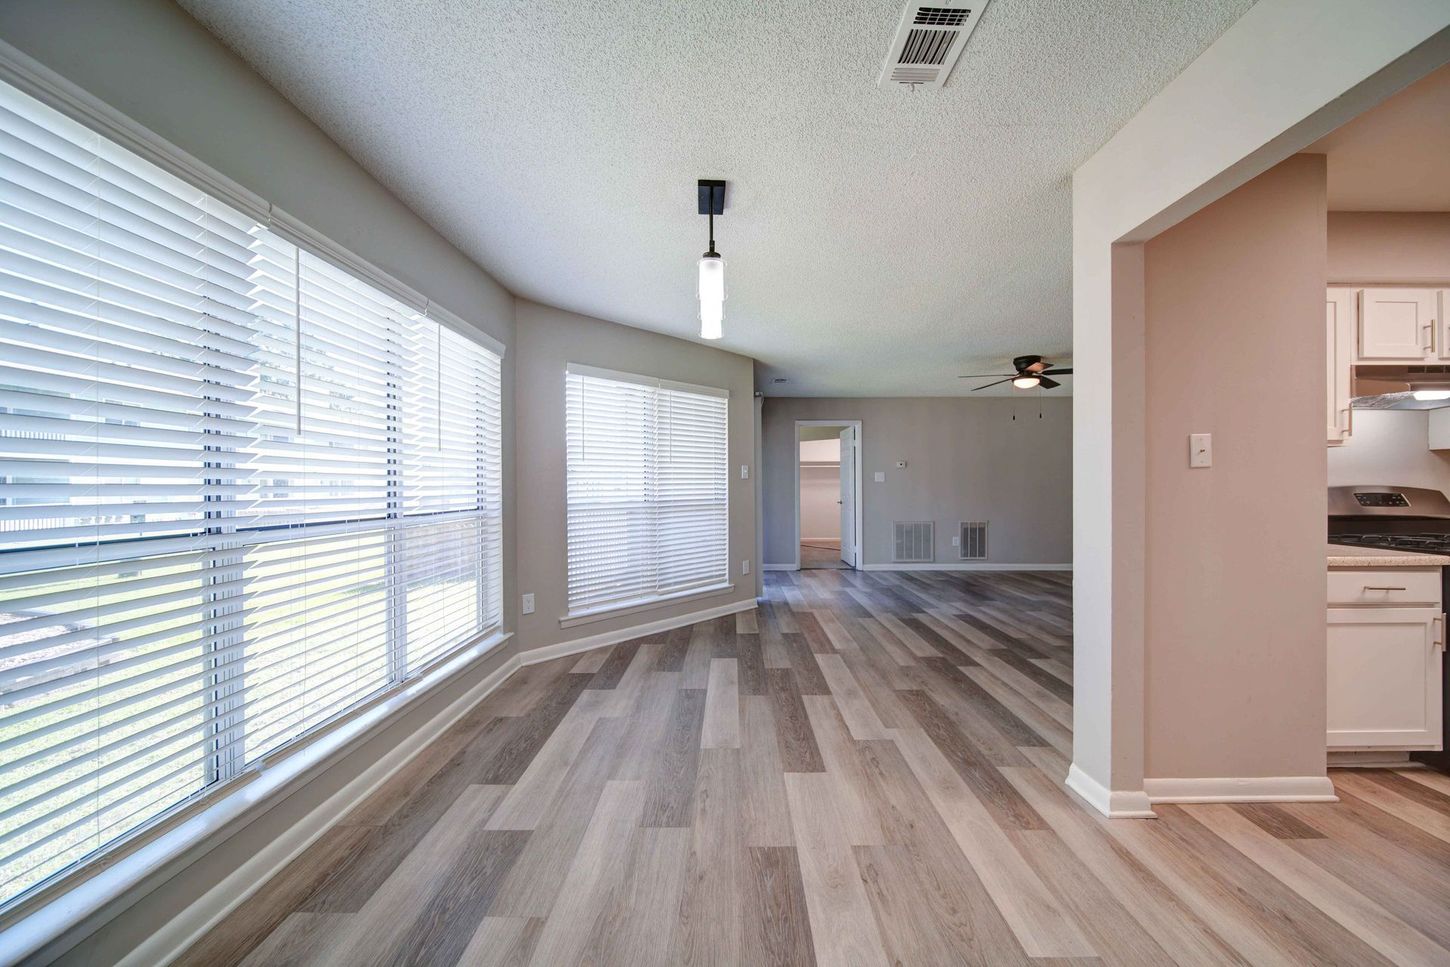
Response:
[1036, 376, 1061, 390]
[1039, 367, 1072, 376]
[958, 373, 1014, 379]
[971, 376, 1018, 391]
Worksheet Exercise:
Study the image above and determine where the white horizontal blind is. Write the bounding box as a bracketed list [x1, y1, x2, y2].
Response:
[396, 318, 503, 675]
[0, 78, 502, 909]
[565, 366, 728, 615]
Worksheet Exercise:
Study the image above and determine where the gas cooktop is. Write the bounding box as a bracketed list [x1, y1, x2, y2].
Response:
[1329, 486, 1450, 556]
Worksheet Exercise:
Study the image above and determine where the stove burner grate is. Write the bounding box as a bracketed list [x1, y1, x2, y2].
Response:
[1332, 533, 1450, 554]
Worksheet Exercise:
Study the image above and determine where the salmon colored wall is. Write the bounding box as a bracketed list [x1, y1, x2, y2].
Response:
[1327, 212, 1450, 283]
[1142, 154, 1329, 780]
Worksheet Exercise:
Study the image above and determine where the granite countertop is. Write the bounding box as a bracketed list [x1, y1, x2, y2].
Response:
[1327, 543, 1450, 568]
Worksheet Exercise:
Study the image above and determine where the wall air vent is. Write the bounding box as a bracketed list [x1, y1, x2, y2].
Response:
[959, 521, 987, 561]
[894, 521, 935, 563]
[879, 1, 989, 90]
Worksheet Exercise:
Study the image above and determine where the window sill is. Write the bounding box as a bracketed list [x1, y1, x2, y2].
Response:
[559, 583, 736, 629]
[0, 629, 512, 965]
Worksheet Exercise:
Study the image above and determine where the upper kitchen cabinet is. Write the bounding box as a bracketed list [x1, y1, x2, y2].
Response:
[1327, 288, 1355, 445]
[1356, 287, 1442, 362]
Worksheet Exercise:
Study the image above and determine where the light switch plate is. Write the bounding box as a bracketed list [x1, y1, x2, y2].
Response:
[741, 559, 751, 575]
[1189, 433, 1212, 468]
[521, 592, 535, 615]
[873, 471, 886, 483]
[740, 465, 750, 480]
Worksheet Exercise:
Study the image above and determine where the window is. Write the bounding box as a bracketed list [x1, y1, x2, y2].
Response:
[564, 364, 729, 618]
[0, 79, 503, 908]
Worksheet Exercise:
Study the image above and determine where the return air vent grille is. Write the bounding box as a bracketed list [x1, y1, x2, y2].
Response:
[879, 1, 988, 89]
[959, 521, 988, 560]
[894, 521, 935, 563]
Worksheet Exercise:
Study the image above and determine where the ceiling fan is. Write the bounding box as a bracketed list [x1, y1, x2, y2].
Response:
[960, 355, 1073, 391]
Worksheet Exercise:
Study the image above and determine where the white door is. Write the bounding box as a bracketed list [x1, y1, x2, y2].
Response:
[1326, 288, 1354, 446]
[1326, 607, 1444, 749]
[1358, 288, 1437, 361]
[838, 426, 856, 568]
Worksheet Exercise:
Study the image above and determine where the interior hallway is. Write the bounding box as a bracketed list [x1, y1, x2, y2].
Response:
[183, 570, 1450, 966]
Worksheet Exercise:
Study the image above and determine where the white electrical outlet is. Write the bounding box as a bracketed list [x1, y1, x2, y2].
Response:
[741, 559, 751, 575]
[951, 535, 960, 547]
[521, 592, 535, 615]
[874, 471, 886, 483]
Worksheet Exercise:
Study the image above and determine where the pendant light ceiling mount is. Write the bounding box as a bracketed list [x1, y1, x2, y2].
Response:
[696, 179, 726, 340]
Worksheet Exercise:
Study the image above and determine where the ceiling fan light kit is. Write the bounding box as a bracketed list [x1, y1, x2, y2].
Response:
[960, 354, 1073, 392]
[697, 179, 726, 340]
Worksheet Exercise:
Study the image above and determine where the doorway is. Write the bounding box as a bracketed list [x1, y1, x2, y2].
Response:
[795, 420, 862, 569]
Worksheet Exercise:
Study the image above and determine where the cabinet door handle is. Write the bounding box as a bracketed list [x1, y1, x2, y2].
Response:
[1435, 615, 1445, 651]
[1363, 586, 1406, 592]
[1424, 320, 1435, 353]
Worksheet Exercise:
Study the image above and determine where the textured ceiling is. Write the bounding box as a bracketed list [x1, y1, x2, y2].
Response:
[178, 0, 1253, 397]
[1309, 63, 1450, 213]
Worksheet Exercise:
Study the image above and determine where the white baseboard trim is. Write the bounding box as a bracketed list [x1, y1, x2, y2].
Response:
[761, 563, 798, 572]
[862, 562, 1073, 572]
[1143, 775, 1339, 804]
[140, 649, 522, 967]
[520, 597, 757, 667]
[1066, 764, 1157, 819]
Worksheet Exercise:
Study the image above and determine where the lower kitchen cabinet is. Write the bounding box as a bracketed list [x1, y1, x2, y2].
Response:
[1326, 606, 1444, 749]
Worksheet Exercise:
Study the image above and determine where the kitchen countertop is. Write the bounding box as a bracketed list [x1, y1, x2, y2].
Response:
[1327, 543, 1450, 568]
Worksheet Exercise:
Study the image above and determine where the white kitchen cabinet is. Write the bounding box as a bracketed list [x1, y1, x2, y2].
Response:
[1327, 288, 1355, 446]
[1326, 605, 1444, 750]
[1357, 287, 1439, 362]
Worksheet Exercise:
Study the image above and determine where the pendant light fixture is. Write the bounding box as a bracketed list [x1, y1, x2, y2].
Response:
[697, 179, 726, 340]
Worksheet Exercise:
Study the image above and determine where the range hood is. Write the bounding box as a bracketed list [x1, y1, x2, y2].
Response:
[1352, 366, 1450, 410]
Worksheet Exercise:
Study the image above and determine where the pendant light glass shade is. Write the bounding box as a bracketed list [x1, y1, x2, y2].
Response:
[698, 254, 725, 340]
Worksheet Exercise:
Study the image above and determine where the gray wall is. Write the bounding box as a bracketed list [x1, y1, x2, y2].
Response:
[761, 397, 1072, 567]
[514, 300, 758, 648]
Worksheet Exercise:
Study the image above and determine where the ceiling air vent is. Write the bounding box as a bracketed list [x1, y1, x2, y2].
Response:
[879, 1, 989, 90]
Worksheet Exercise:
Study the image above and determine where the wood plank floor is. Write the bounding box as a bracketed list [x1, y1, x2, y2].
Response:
[800, 541, 846, 569]
[181, 569, 1450, 966]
